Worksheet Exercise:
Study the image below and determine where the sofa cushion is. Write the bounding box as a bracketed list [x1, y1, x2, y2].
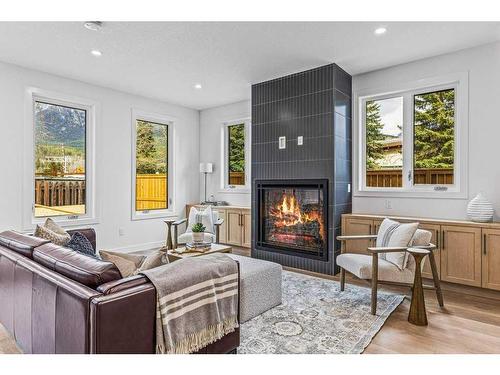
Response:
[33, 243, 121, 288]
[0, 230, 50, 258]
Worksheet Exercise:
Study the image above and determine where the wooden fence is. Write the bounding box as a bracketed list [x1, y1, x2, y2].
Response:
[136, 174, 168, 210]
[367, 168, 453, 187]
[35, 177, 85, 207]
[229, 171, 245, 185]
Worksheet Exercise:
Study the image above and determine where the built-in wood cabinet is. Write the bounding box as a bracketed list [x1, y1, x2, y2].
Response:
[341, 217, 376, 254]
[341, 213, 500, 291]
[482, 229, 500, 291]
[186, 205, 251, 248]
[441, 225, 482, 287]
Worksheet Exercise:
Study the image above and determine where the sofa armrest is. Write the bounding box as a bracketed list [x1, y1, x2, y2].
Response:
[90, 283, 156, 354]
[96, 274, 149, 295]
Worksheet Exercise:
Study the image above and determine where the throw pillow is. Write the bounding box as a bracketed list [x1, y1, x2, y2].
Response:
[375, 218, 419, 270]
[99, 250, 165, 278]
[34, 224, 71, 246]
[67, 232, 97, 257]
[44, 218, 69, 236]
[186, 206, 214, 234]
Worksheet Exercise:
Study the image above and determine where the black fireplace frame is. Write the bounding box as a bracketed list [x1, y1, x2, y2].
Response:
[255, 178, 329, 261]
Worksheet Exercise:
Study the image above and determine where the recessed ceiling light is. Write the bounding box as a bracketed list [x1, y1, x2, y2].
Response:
[91, 50, 102, 57]
[374, 27, 387, 35]
[194, 84, 202, 89]
[84, 21, 103, 31]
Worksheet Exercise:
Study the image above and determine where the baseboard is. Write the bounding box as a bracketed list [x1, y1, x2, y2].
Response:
[103, 240, 164, 254]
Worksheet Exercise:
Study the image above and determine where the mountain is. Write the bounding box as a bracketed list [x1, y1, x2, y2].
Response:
[35, 102, 85, 149]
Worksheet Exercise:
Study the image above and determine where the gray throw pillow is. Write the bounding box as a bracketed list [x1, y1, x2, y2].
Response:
[67, 232, 97, 257]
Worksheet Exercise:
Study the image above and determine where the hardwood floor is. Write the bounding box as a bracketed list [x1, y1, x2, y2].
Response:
[2, 245, 500, 354]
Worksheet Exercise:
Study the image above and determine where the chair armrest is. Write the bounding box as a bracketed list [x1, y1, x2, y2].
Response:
[367, 246, 408, 254]
[172, 218, 187, 227]
[214, 218, 224, 226]
[337, 235, 377, 241]
[411, 243, 436, 251]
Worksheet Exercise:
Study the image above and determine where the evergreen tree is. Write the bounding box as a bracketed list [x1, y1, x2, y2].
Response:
[229, 124, 245, 172]
[414, 90, 454, 169]
[365, 101, 386, 169]
[136, 121, 156, 158]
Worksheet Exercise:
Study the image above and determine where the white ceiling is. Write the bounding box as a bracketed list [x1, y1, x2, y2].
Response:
[0, 22, 499, 110]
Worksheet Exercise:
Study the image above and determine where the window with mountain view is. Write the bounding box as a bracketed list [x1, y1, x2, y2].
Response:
[227, 123, 246, 186]
[34, 101, 87, 217]
[365, 97, 404, 188]
[135, 119, 168, 212]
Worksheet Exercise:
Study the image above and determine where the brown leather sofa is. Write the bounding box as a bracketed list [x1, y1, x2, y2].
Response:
[0, 228, 240, 354]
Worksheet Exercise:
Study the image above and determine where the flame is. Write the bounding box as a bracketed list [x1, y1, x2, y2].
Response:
[270, 193, 324, 240]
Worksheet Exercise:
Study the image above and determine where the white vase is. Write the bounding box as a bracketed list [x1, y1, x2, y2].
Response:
[467, 193, 494, 223]
[192, 232, 205, 243]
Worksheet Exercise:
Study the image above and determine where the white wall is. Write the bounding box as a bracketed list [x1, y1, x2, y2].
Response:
[0, 61, 200, 251]
[199, 100, 251, 206]
[352, 42, 500, 220]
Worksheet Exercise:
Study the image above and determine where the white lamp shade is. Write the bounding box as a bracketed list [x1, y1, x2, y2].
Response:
[200, 163, 213, 173]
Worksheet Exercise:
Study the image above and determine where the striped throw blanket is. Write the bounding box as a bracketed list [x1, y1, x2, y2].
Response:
[140, 253, 239, 354]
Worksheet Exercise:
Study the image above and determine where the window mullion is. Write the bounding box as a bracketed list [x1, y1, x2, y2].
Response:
[401, 92, 414, 190]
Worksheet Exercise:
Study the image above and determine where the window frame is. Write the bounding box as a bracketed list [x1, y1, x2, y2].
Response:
[23, 88, 98, 230]
[131, 109, 176, 221]
[220, 118, 251, 192]
[354, 72, 468, 199]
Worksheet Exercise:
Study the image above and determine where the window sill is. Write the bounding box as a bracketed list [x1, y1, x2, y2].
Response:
[131, 210, 178, 221]
[354, 189, 468, 200]
[25, 216, 100, 231]
[218, 188, 251, 194]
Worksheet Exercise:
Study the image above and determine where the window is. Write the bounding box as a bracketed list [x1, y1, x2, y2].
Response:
[356, 73, 468, 198]
[24, 89, 96, 229]
[34, 100, 88, 218]
[132, 110, 174, 220]
[222, 120, 250, 190]
[365, 96, 403, 188]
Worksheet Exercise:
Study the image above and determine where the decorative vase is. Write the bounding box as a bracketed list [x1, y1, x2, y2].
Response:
[192, 232, 205, 243]
[467, 193, 494, 223]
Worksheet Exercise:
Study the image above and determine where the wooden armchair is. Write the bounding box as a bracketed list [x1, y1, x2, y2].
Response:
[336, 230, 444, 317]
[170, 208, 224, 248]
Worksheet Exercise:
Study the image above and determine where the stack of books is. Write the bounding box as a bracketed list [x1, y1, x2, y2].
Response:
[186, 241, 212, 252]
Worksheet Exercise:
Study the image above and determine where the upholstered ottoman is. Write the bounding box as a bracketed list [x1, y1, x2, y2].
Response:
[227, 254, 282, 323]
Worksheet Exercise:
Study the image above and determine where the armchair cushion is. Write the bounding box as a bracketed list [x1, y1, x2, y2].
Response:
[337, 253, 414, 284]
[186, 206, 215, 235]
[376, 218, 419, 270]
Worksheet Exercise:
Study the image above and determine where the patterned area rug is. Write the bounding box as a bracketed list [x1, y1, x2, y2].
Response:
[239, 270, 404, 354]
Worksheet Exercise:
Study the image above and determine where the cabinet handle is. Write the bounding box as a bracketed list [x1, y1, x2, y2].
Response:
[436, 230, 439, 248]
[442, 230, 445, 250]
[369, 224, 372, 235]
[484, 234, 487, 255]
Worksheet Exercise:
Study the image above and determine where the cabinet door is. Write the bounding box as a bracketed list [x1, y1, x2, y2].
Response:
[226, 209, 242, 246]
[482, 229, 500, 291]
[242, 211, 252, 248]
[441, 225, 482, 287]
[342, 217, 375, 254]
[216, 209, 227, 244]
[419, 223, 441, 279]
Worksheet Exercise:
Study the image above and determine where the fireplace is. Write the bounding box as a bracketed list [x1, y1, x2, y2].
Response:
[256, 179, 328, 261]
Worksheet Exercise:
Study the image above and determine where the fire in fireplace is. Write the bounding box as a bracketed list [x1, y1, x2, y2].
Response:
[256, 179, 328, 260]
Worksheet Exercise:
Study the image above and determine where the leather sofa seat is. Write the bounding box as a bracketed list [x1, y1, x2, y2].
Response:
[33, 242, 122, 289]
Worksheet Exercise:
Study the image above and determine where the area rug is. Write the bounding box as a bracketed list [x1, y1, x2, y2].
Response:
[239, 270, 404, 354]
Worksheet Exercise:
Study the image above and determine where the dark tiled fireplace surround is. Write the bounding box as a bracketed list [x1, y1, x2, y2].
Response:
[251, 64, 352, 275]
